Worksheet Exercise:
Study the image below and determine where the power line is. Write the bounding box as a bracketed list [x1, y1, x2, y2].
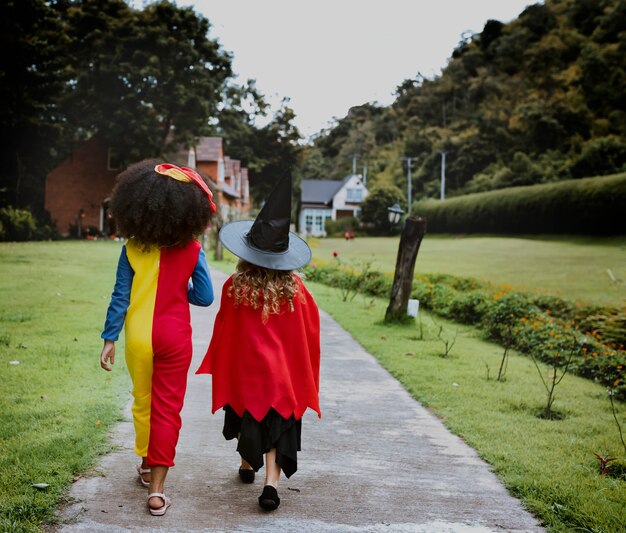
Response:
[399, 156, 418, 215]
[440, 151, 447, 200]
[347, 152, 360, 176]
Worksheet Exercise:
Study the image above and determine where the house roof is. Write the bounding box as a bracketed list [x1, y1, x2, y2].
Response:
[300, 177, 351, 205]
[232, 159, 241, 175]
[223, 156, 233, 176]
[196, 137, 222, 162]
[221, 182, 240, 199]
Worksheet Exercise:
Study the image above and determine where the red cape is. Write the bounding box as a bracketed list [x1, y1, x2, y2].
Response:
[196, 275, 321, 422]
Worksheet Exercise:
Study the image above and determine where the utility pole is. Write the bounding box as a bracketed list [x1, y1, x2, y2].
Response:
[399, 156, 418, 215]
[362, 161, 367, 185]
[350, 152, 359, 175]
[440, 151, 447, 201]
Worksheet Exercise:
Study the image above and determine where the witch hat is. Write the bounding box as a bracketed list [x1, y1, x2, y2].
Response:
[218, 175, 312, 270]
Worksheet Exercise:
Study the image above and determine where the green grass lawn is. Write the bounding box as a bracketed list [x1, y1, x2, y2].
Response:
[0, 241, 129, 533]
[309, 235, 626, 307]
[2, 239, 625, 532]
[307, 282, 626, 532]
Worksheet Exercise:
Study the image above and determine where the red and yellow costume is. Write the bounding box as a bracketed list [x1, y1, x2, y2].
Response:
[103, 238, 213, 466]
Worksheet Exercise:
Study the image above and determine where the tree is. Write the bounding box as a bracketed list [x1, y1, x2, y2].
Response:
[571, 136, 626, 178]
[308, 0, 626, 196]
[360, 183, 405, 235]
[1, 0, 235, 217]
[0, 0, 71, 215]
[216, 80, 268, 167]
[246, 99, 302, 205]
[63, 0, 233, 165]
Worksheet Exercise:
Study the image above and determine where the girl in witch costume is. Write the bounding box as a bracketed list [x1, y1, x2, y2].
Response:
[100, 159, 216, 516]
[196, 175, 321, 511]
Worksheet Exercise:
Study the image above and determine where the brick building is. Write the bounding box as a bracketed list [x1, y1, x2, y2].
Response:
[44, 136, 251, 237]
[44, 137, 119, 237]
[192, 138, 250, 223]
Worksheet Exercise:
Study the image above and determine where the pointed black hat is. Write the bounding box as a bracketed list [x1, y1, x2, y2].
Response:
[218, 175, 312, 270]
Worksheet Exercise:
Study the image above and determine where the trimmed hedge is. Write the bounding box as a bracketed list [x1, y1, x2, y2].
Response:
[413, 173, 626, 234]
[303, 263, 626, 400]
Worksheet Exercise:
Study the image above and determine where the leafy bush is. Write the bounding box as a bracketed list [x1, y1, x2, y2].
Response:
[449, 290, 491, 324]
[359, 183, 405, 235]
[304, 260, 392, 301]
[0, 207, 37, 241]
[325, 217, 359, 238]
[0, 207, 57, 242]
[571, 136, 626, 179]
[305, 262, 626, 399]
[414, 173, 626, 235]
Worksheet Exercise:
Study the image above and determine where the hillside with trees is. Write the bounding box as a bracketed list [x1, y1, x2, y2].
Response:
[305, 0, 626, 206]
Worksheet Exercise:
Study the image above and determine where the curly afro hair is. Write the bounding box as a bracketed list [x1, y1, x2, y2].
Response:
[110, 159, 213, 247]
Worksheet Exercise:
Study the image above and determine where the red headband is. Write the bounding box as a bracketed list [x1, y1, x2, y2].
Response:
[154, 163, 217, 213]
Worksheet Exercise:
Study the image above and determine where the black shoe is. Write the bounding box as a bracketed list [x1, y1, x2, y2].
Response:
[238, 467, 255, 484]
[258, 485, 280, 511]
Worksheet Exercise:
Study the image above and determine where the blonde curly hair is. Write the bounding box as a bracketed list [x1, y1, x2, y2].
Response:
[228, 260, 305, 323]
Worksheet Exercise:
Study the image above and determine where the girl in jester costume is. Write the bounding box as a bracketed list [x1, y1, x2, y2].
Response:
[196, 174, 321, 511]
[100, 159, 216, 516]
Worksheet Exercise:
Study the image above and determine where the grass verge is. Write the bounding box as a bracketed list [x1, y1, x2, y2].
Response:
[306, 281, 626, 532]
[2, 241, 625, 531]
[309, 235, 626, 307]
[0, 241, 129, 533]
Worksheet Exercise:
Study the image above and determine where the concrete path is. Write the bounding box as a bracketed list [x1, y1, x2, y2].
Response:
[59, 269, 544, 532]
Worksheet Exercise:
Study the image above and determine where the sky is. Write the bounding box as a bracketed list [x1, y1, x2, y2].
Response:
[165, 1, 536, 139]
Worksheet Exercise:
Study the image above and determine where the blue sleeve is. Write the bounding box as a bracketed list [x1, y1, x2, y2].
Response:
[188, 247, 214, 307]
[101, 246, 134, 341]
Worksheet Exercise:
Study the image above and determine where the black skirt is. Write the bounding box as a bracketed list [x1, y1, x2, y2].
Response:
[222, 405, 302, 478]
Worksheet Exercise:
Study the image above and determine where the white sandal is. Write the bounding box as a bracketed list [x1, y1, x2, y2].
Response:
[147, 492, 171, 516]
[136, 464, 151, 488]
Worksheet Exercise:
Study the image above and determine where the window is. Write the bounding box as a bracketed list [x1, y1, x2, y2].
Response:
[107, 148, 121, 171]
[303, 209, 330, 234]
[346, 187, 363, 202]
[314, 215, 325, 232]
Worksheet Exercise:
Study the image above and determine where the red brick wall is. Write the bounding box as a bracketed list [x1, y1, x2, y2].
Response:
[45, 137, 119, 236]
[197, 161, 218, 184]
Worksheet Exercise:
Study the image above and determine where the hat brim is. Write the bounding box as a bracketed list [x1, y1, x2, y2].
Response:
[219, 220, 312, 270]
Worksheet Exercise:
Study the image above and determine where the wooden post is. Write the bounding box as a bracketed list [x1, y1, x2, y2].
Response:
[384, 216, 427, 322]
[213, 222, 223, 262]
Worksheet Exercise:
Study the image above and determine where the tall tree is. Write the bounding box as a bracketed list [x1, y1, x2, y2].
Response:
[0, 0, 70, 215]
[247, 99, 302, 205]
[63, 0, 233, 164]
[216, 79, 268, 167]
[1, 0, 234, 216]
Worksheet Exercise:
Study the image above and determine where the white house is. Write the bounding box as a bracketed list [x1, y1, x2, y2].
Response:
[299, 174, 368, 236]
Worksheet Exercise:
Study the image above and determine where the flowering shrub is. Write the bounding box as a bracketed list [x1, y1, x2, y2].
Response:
[303, 260, 392, 303]
[448, 290, 491, 324]
[303, 262, 626, 400]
